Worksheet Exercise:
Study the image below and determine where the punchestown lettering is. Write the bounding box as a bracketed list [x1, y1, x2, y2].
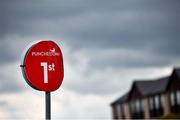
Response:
[32, 51, 60, 56]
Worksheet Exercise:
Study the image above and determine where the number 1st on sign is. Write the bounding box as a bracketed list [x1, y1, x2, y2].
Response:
[41, 62, 55, 83]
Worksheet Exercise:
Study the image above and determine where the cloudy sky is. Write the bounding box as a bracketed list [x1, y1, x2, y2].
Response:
[0, 0, 180, 119]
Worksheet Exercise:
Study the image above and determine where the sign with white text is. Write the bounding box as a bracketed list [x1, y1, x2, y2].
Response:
[21, 40, 64, 92]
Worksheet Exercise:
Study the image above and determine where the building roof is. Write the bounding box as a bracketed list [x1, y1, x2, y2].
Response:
[135, 76, 169, 96]
[111, 92, 129, 106]
[174, 68, 180, 78]
[111, 68, 180, 105]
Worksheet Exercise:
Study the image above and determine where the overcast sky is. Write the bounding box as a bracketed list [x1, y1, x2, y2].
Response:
[0, 0, 180, 119]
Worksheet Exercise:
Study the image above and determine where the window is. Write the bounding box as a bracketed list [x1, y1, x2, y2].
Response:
[170, 92, 175, 106]
[149, 95, 163, 118]
[117, 104, 122, 118]
[155, 95, 159, 109]
[170, 91, 180, 113]
[160, 94, 164, 106]
[176, 91, 180, 105]
[135, 100, 141, 112]
[130, 100, 142, 113]
[131, 101, 136, 113]
[130, 99, 144, 119]
[149, 97, 154, 110]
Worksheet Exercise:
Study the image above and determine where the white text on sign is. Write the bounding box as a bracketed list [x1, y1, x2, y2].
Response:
[41, 62, 55, 83]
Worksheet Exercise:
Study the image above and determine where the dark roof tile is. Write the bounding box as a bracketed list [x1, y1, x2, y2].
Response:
[135, 76, 169, 96]
[111, 92, 129, 106]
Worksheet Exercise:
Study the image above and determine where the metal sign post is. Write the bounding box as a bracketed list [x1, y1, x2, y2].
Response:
[46, 92, 51, 120]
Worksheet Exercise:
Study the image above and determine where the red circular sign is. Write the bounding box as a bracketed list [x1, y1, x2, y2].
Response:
[21, 40, 64, 92]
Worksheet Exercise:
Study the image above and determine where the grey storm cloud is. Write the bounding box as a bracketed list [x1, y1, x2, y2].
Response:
[0, 47, 16, 64]
[0, 72, 23, 93]
[0, 0, 180, 67]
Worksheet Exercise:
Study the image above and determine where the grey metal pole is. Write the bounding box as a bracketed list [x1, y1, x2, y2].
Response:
[45, 92, 51, 120]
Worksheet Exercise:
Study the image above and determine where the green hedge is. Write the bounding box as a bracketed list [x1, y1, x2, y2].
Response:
[158, 113, 180, 119]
